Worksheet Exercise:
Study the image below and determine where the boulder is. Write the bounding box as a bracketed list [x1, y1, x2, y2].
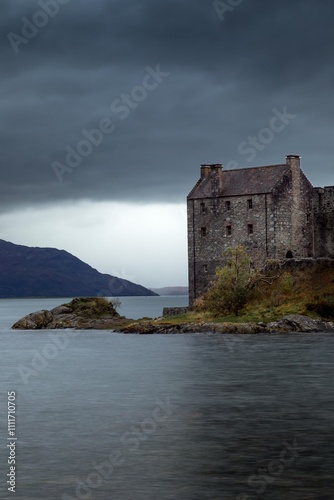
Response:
[50, 305, 73, 315]
[267, 314, 334, 332]
[12, 310, 53, 329]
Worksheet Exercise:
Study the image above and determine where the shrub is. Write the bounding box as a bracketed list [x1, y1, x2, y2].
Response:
[68, 297, 120, 318]
[201, 245, 256, 316]
[199, 245, 283, 317]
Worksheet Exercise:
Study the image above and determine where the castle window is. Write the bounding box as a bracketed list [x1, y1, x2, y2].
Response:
[248, 224, 253, 235]
[200, 202, 206, 214]
[247, 199, 253, 209]
[211, 202, 217, 214]
[203, 264, 208, 273]
[226, 225, 232, 236]
[307, 213, 310, 223]
[201, 227, 207, 237]
[225, 200, 231, 210]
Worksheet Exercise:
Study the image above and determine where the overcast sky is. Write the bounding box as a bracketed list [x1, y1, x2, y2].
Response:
[1, 0, 333, 288]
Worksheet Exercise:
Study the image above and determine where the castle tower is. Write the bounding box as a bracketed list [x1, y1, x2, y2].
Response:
[187, 156, 317, 305]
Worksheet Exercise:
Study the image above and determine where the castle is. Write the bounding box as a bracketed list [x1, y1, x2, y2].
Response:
[187, 155, 334, 304]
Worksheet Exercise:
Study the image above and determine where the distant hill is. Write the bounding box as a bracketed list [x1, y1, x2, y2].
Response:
[0, 240, 157, 298]
[150, 286, 188, 296]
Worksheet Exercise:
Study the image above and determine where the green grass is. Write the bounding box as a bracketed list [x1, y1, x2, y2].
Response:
[65, 297, 120, 318]
[163, 265, 334, 325]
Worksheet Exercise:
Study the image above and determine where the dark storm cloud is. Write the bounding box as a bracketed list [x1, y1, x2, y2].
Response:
[1, 0, 333, 211]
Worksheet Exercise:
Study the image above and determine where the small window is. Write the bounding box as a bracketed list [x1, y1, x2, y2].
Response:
[201, 227, 207, 237]
[248, 224, 253, 235]
[307, 213, 310, 223]
[247, 199, 253, 209]
[226, 225, 232, 236]
[225, 200, 231, 210]
[203, 264, 208, 273]
[200, 202, 206, 214]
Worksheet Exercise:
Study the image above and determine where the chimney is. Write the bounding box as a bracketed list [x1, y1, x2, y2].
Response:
[286, 155, 301, 169]
[200, 164, 211, 179]
[200, 163, 223, 195]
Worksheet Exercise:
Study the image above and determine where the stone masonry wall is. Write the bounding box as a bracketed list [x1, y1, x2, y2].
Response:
[272, 167, 313, 259]
[290, 162, 314, 258]
[188, 193, 271, 303]
[313, 187, 334, 257]
[162, 307, 189, 317]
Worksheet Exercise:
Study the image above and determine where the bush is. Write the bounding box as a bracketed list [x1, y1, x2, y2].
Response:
[201, 245, 256, 316]
[68, 297, 120, 318]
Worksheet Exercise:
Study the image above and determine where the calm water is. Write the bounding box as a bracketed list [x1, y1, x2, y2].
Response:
[1, 297, 334, 499]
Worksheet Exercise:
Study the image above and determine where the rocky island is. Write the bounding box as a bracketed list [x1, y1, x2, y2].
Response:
[12, 297, 334, 334]
[12, 298, 129, 330]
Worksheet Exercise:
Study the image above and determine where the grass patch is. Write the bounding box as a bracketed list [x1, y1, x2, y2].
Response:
[190, 264, 334, 324]
[66, 297, 120, 318]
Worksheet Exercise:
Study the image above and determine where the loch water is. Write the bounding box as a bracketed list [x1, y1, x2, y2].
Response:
[1, 297, 334, 499]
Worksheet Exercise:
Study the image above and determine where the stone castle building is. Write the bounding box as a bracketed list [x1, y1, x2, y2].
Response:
[187, 155, 334, 304]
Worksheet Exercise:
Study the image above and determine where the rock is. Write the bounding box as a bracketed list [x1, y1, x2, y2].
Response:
[119, 316, 334, 334]
[267, 314, 334, 332]
[119, 321, 266, 334]
[12, 297, 125, 330]
[12, 310, 53, 329]
[12, 301, 334, 333]
[120, 321, 159, 334]
[50, 305, 73, 315]
[48, 314, 79, 329]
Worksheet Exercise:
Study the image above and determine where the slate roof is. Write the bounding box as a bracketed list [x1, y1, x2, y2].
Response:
[188, 164, 290, 199]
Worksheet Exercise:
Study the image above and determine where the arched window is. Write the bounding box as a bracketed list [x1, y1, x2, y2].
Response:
[286, 250, 293, 258]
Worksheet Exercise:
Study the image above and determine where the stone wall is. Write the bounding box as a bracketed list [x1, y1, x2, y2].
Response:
[187, 170, 314, 304]
[272, 166, 313, 259]
[313, 187, 334, 258]
[280, 257, 334, 271]
[162, 307, 189, 317]
[188, 193, 271, 303]
[188, 157, 332, 305]
[290, 161, 314, 258]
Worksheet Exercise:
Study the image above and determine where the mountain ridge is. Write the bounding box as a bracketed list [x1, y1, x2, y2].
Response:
[150, 286, 188, 296]
[0, 239, 157, 298]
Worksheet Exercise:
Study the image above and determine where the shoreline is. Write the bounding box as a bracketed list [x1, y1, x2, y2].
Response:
[10, 297, 334, 334]
[117, 314, 334, 334]
[11, 309, 334, 335]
